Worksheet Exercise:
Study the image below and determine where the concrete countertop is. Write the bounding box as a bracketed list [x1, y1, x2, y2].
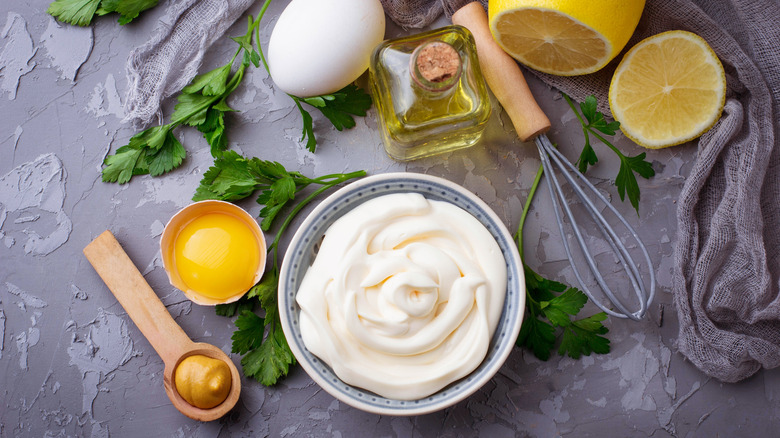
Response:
[2, 1, 778, 436]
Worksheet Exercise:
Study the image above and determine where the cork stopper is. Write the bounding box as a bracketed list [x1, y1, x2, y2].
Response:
[411, 41, 461, 91]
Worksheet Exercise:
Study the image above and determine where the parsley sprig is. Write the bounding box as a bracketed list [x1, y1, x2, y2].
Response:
[291, 86, 373, 152]
[101, 0, 371, 184]
[195, 151, 366, 385]
[563, 94, 655, 213]
[102, 15, 263, 184]
[48, 0, 160, 26]
[515, 160, 610, 361]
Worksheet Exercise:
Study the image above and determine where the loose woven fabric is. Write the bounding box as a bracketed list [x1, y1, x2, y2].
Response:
[124, 0, 780, 382]
[123, 0, 254, 126]
[379, 0, 780, 382]
[534, 0, 780, 383]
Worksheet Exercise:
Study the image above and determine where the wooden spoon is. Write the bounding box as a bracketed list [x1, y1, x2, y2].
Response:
[83, 230, 241, 421]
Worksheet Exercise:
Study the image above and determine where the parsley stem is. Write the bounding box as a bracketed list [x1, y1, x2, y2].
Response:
[586, 128, 624, 157]
[515, 158, 546, 316]
[516, 162, 544, 258]
[267, 170, 367, 268]
[562, 93, 586, 128]
[168, 64, 246, 128]
[254, 0, 273, 74]
[309, 173, 362, 184]
[561, 93, 624, 158]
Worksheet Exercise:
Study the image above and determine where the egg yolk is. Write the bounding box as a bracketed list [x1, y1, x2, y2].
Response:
[173, 212, 261, 300]
[174, 355, 232, 409]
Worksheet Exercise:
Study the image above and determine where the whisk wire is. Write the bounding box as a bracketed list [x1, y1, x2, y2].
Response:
[543, 140, 657, 314]
[542, 140, 648, 312]
[534, 135, 656, 320]
[537, 142, 639, 318]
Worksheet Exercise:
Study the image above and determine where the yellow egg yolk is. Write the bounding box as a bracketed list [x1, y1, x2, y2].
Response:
[174, 355, 232, 409]
[173, 212, 261, 300]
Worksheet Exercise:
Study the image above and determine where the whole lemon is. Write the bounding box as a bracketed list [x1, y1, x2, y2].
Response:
[489, 0, 646, 75]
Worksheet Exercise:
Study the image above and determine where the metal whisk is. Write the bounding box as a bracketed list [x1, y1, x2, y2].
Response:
[453, 3, 655, 320]
[536, 135, 655, 320]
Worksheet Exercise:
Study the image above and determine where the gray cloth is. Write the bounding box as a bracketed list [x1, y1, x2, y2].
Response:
[123, 0, 254, 126]
[381, 0, 780, 382]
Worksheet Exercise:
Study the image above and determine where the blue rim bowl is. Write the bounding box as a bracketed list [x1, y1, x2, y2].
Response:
[278, 172, 525, 416]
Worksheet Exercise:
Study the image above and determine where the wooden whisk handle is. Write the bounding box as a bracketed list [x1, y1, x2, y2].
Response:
[452, 2, 551, 142]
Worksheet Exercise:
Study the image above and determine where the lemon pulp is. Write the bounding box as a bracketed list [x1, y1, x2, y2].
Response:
[608, 30, 726, 148]
[173, 212, 261, 300]
[489, 0, 645, 76]
[174, 355, 232, 409]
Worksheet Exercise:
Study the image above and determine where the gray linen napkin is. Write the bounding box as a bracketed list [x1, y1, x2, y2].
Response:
[123, 0, 255, 126]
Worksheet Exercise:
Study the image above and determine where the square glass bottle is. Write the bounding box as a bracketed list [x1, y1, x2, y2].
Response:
[370, 25, 491, 161]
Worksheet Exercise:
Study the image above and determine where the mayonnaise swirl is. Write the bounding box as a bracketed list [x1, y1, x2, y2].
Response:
[296, 193, 506, 400]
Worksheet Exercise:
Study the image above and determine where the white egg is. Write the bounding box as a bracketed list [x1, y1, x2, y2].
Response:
[268, 0, 386, 97]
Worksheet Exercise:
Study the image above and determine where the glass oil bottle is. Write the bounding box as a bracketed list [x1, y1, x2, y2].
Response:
[369, 25, 491, 161]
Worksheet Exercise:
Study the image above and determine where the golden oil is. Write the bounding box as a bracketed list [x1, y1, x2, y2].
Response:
[370, 26, 491, 161]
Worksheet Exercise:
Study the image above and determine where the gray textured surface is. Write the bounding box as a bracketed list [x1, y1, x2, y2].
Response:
[1, 1, 778, 436]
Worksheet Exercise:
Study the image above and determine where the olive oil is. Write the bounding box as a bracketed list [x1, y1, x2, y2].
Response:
[370, 26, 491, 161]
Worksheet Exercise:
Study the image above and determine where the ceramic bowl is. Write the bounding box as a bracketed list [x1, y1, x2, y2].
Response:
[278, 173, 525, 415]
[160, 200, 266, 305]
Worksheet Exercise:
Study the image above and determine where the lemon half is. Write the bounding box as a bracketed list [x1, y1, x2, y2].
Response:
[609, 30, 726, 149]
[489, 0, 645, 76]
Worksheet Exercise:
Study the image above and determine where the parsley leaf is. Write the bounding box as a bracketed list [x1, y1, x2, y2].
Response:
[197, 108, 229, 156]
[240, 319, 295, 386]
[97, 0, 160, 25]
[48, 0, 159, 26]
[232, 266, 296, 385]
[525, 265, 564, 302]
[146, 131, 185, 177]
[230, 34, 261, 68]
[616, 153, 655, 211]
[215, 295, 255, 317]
[292, 99, 317, 152]
[232, 310, 266, 355]
[577, 137, 599, 174]
[194, 151, 366, 232]
[540, 288, 588, 327]
[564, 94, 656, 214]
[301, 84, 373, 132]
[101, 144, 147, 183]
[516, 316, 556, 361]
[193, 150, 257, 200]
[182, 65, 232, 96]
[47, 0, 101, 26]
[580, 96, 620, 136]
[200, 154, 366, 385]
[559, 313, 610, 359]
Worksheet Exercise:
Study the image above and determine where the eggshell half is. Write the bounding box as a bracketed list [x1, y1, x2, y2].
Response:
[268, 0, 386, 97]
[160, 200, 266, 306]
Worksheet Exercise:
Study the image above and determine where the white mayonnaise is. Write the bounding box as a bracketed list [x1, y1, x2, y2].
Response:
[296, 193, 507, 400]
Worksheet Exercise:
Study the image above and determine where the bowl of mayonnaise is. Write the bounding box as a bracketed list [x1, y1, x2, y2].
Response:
[278, 172, 525, 415]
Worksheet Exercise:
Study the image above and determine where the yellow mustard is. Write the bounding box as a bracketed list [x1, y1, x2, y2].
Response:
[174, 355, 232, 409]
